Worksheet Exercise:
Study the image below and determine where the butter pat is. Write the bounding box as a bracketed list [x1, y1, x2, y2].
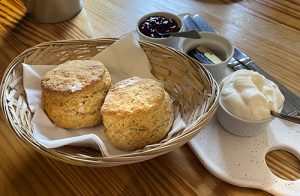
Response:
[220, 70, 285, 121]
[196, 46, 223, 64]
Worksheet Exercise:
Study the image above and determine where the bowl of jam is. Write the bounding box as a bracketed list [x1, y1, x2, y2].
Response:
[137, 12, 183, 47]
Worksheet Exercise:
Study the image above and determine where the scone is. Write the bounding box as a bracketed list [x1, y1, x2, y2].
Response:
[41, 60, 112, 129]
[101, 77, 174, 150]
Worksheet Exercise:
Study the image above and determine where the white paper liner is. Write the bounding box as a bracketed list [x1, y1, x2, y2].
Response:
[23, 33, 186, 157]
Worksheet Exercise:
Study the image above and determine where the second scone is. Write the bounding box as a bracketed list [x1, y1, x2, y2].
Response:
[101, 77, 174, 150]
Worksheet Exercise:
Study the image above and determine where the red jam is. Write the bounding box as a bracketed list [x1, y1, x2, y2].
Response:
[139, 16, 180, 38]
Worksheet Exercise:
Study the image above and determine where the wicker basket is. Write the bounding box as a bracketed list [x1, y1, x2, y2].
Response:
[0, 38, 218, 167]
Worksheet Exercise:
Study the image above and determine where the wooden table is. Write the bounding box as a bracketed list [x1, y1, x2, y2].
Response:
[0, 0, 299, 195]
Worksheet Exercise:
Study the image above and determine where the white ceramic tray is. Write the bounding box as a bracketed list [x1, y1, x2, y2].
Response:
[189, 116, 300, 195]
[133, 16, 300, 194]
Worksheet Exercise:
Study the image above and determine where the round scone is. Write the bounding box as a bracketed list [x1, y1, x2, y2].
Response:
[41, 60, 112, 129]
[101, 77, 174, 150]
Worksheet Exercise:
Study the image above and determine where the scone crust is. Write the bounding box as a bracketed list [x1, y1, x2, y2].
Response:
[41, 60, 112, 129]
[41, 60, 108, 92]
[101, 77, 174, 150]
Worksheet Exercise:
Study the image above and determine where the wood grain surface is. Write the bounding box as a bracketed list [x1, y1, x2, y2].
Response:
[0, 0, 299, 195]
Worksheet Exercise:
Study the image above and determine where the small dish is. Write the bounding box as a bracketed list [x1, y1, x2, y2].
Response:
[179, 32, 234, 82]
[217, 97, 274, 137]
[216, 71, 284, 137]
[137, 12, 183, 47]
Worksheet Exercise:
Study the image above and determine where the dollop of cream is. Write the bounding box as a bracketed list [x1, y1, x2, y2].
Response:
[220, 70, 285, 121]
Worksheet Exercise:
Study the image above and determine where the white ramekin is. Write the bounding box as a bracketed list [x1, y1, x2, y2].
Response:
[179, 32, 234, 82]
[217, 98, 274, 137]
